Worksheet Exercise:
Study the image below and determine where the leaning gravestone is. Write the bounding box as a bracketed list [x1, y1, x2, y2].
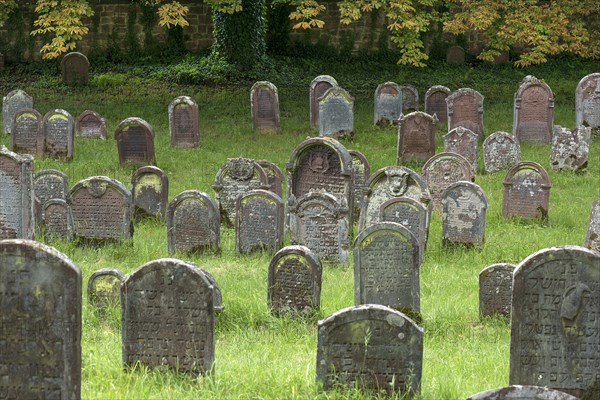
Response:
[316, 304, 423, 395]
[447, 88, 485, 140]
[379, 196, 428, 262]
[87, 267, 125, 308]
[33, 168, 68, 224]
[2, 89, 33, 135]
[42, 199, 74, 241]
[446, 45, 465, 65]
[0, 146, 34, 240]
[422, 152, 474, 210]
[397, 111, 438, 164]
[235, 189, 284, 254]
[467, 385, 578, 400]
[310, 75, 338, 129]
[424, 85, 451, 123]
[131, 166, 169, 219]
[257, 159, 283, 198]
[584, 199, 600, 251]
[43, 109, 74, 161]
[61, 51, 89, 84]
[513, 75, 554, 143]
[483, 131, 521, 174]
[122, 258, 215, 375]
[479, 263, 515, 317]
[75, 110, 107, 139]
[575, 72, 600, 129]
[444, 126, 479, 169]
[441, 181, 488, 246]
[550, 125, 590, 172]
[509, 246, 600, 397]
[502, 161, 551, 220]
[10, 108, 43, 156]
[114, 117, 156, 165]
[374, 82, 402, 125]
[319, 86, 354, 137]
[169, 95, 200, 147]
[267, 245, 322, 314]
[400, 85, 419, 113]
[348, 150, 370, 220]
[0, 239, 81, 399]
[251, 81, 280, 132]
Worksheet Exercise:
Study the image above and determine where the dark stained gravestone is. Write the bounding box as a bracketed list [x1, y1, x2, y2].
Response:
[446, 45, 465, 65]
[42, 199, 74, 241]
[479, 263, 515, 317]
[483, 131, 521, 174]
[166, 190, 220, 254]
[131, 166, 169, 219]
[374, 82, 402, 125]
[502, 161, 551, 221]
[422, 152, 474, 210]
[424, 85, 451, 123]
[267, 245, 322, 314]
[513, 76, 554, 144]
[122, 258, 214, 375]
[584, 199, 600, 251]
[396, 111, 438, 164]
[310, 75, 338, 129]
[0, 239, 81, 399]
[316, 305, 423, 395]
[444, 126, 479, 169]
[0, 146, 34, 240]
[441, 181, 488, 246]
[235, 189, 284, 254]
[168, 95, 200, 148]
[318, 86, 354, 137]
[2, 89, 33, 135]
[257, 159, 283, 198]
[447, 88, 485, 140]
[43, 109, 74, 161]
[87, 268, 125, 308]
[114, 117, 155, 165]
[400, 85, 419, 113]
[379, 196, 428, 263]
[212, 157, 269, 226]
[575, 72, 600, 129]
[69, 176, 133, 242]
[550, 125, 590, 172]
[10, 108, 43, 156]
[509, 246, 600, 398]
[348, 150, 370, 221]
[61, 52, 89, 84]
[75, 110, 107, 139]
[33, 168, 68, 225]
[467, 385, 578, 400]
[251, 81, 280, 132]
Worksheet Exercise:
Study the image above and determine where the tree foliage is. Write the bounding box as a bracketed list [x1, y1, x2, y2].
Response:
[0, 0, 17, 28]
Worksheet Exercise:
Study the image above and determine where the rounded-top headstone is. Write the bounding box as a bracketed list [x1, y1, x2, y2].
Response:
[374, 81, 403, 125]
[318, 86, 354, 137]
[168, 95, 200, 147]
[575, 72, 600, 128]
[2, 89, 33, 135]
[76, 110, 107, 139]
[87, 267, 126, 308]
[114, 117, 156, 165]
[251, 81, 280, 132]
[446, 45, 465, 65]
[424, 85, 451, 123]
[61, 52, 89, 84]
[310, 75, 338, 129]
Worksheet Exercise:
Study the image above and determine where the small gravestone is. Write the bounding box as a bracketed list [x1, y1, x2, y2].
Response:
[441, 181, 487, 246]
[10, 108, 43, 156]
[483, 131, 521, 174]
[122, 258, 214, 375]
[550, 125, 590, 172]
[310, 75, 338, 129]
[447, 88, 485, 140]
[267, 245, 322, 314]
[379, 197, 428, 262]
[166, 190, 220, 254]
[0, 239, 81, 398]
[251, 81, 280, 132]
[87, 268, 125, 308]
[235, 189, 283, 254]
[444, 126, 479, 169]
[169, 95, 200, 147]
[2, 89, 33, 135]
[479, 263, 515, 317]
[75, 110, 107, 139]
[374, 82, 402, 125]
[422, 152, 474, 210]
[69, 176, 133, 242]
[43, 109, 74, 160]
[446, 45, 465, 65]
[467, 385, 578, 400]
[257, 159, 283, 198]
[319, 86, 354, 137]
[424, 85, 451, 123]
[348, 150, 370, 220]
[42, 199, 74, 241]
[0, 146, 34, 240]
[33, 169, 68, 224]
[502, 161, 551, 220]
[576, 72, 600, 129]
[397, 111, 438, 164]
[61, 52, 89, 84]
[513, 76, 554, 143]
[114, 117, 156, 165]
[400, 85, 419, 113]
[509, 246, 600, 397]
[584, 199, 600, 251]
[316, 304, 423, 395]
[131, 166, 169, 219]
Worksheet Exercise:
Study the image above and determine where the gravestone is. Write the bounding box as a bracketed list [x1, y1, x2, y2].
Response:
[444, 126, 479, 169]
[348, 150, 370, 221]
[310, 75, 338, 129]
[379, 197, 428, 262]
[10, 108, 43, 156]
[446, 45, 465, 65]
[374, 82, 402, 125]
[509, 246, 600, 397]
[316, 304, 423, 395]
[251, 81, 280, 132]
[122, 258, 214, 375]
[2, 89, 33, 135]
[575, 72, 600, 129]
[75, 110, 107, 139]
[267, 245, 322, 314]
[479, 263, 515, 317]
[396, 111, 438, 164]
[169, 95, 200, 147]
[584, 199, 600, 251]
[502, 161, 551, 220]
[33, 168, 68, 224]
[0, 239, 81, 399]
[42, 109, 74, 160]
[69, 176, 133, 242]
[131, 166, 169, 219]
[166, 190, 220, 254]
[447, 88, 485, 140]
[513, 76, 554, 143]
[319, 86, 354, 137]
[441, 181, 488, 246]
[422, 152, 474, 210]
[400, 85, 419, 113]
[61, 52, 89, 84]
[212, 157, 269, 226]
[550, 125, 590, 172]
[87, 268, 125, 308]
[467, 385, 578, 400]
[114, 117, 156, 165]
[483, 131, 521, 174]
[42, 199, 74, 241]
[424, 85, 451, 123]
[257, 159, 283, 198]
[0, 146, 34, 240]
[235, 189, 283, 254]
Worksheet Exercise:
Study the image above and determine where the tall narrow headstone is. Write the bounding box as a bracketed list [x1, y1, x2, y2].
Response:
[235, 189, 284, 254]
[400, 85, 419, 113]
[513, 76, 554, 143]
[479, 263, 515, 317]
[397, 111, 438, 164]
[422, 152, 474, 210]
[424, 85, 451, 123]
[10, 108, 43, 156]
[444, 126, 479, 169]
[169, 96, 200, 147]
[348, 150, 370, 221]
[319, 86, 354, 137]
[310, 75, 338, 129]
[550, 125, 590, 172]
[114, 117, 156, 165]
[441, 181, 488, 246]
[374, 82, 402, 125]
[131, 166, 169, 219]
[584, 199, 600, 251]
[575, 72, 600, 129]
[42, 199, 74, 241]
[75, 110, 107, 139]
[502, 161, 551, 220]
[2, 89, 33, 135]
[483, 131, 521, 174]
[33, 169, 69, 225]
[447, 88, 485, 140]
[0, 146, 34, 240]
[87, 268, 125, 308]
[43, 109, 74, 161]
[379, 196, 428, 261]
[61, 52, 89, 84]
[257, 159, 283, 198]
[251, 81, 280, 132]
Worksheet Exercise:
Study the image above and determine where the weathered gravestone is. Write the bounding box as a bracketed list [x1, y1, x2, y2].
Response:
[33, 168, 68, 224]
[513, 76, 554, 143]
[87, 268, 125, 308]
[348, 150, 370, 221]
[550, 125, 590, 172]
[0, 146, 34, 240]
[447, 88, 485, 140]
[61, 51, 89, 84]
[400, 85, 419, 113]
[75, 110, 107, 139]
[43, 109, 74, 160]
[441, 181, 488, 246]
[114, 117, 156, 165]
[10, 108, 43, 156]
[584, 199, 600, 252]
[212, 157, 269, 226]
[467, 385, 579, 400]
[69, 176, 133, 242]
[0, 239, 81, 399]
[310, 75, 338, 129]
[575, 72, 600, 129]
[396, 111, 438, 164]
[374, 82, 402, 125]
[444, 126, 479, 169]
[131, 166, 169, 219]
[502, 161, 551, 221]
[509, 246, 600, 397]
[424, 85, 451, 123]
[267, 245, 322, 314]
[235, 189, 283, 254]
[483, 131, 521, 174]
[257, 159, 283, 198]
[251, 81, 280, 132]
[479, 263, 515, 317]
[122, 258, 214, 375]
[316, 304, 423, 395]
[379, 197, 428, 262]
[169, 96, 200, 147]
[319, 86, 354, 137]
[42, 199, 74, 241]
[446, 45, 465, 65]
[422, 152, 474, 210]
[166, 190, 220, 254]
[2, 89, 33, 135]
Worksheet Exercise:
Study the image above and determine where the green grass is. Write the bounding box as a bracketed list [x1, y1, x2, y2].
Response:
[0, 56, 599, 399]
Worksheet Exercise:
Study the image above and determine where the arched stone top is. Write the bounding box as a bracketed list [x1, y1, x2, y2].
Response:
[310, 75, 337, 91]
[114, 117, 154, 139]
[69, 175, 131, 201]
[441, 181, 488, 208]
[251, 80, 278, 94]
[14, 107, 42, 122]
[167, 190, 219, 216]
[422, 152, 474, 180]
[483, 131, 518, 146]
[446, 87, 485, 107]
[60, 51, 89, 68]
[292, 191, 349, 216]
[34, 169, 69, 195]
[0, 238, 80, 277]
[379, 196, 428, 217]
[87, 267, 126, 303]
[318, 303, 423, 334]
[75, 110, 107, 139]
[269, 245, 321, 276]
[425, 85, 451, 99]
[467, 385, 578, 400]
[286, 136, 353, 176]
[131, 165, 168, 187]
[479, 263, 516, 278]
[318, 86, 354, 103]
[375, 81, 401, 96]
[43, 108, 73, 125]
[0, 144, 34, 163]
[238, 188, 282, 205]
[348, 149, 370, 177]
[503, 161, 550, 188]
[213, 157, 269, 189]
[168, 95, 197, 111]
[354, 221, 418, 250]
[398, 110, 438, 126]
[367, 166, 431, 204]
[513, 245, 598, 278]
[444, 126, 477, 140]
[515, 75, 554, 102]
